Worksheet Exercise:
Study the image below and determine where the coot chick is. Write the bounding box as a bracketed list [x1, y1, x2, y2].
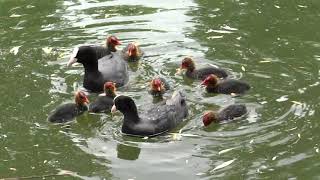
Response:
[48, 91, 89, 123]
[202, 104, 247, 126]
[68, 46, 129, 92]
[177, 57, 228, 79]
[89, 82, 116, 113]
[111, 91, 188, 137]
[121, 43, 144, 62]
[201, 74, 250, 95]
[149, 77, 170, 97]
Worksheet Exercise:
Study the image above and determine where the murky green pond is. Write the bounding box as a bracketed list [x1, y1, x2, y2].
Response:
[1, 0, 320, 179]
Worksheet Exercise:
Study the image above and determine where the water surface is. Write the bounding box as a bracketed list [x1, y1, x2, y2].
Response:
[1, 0, 320, 179]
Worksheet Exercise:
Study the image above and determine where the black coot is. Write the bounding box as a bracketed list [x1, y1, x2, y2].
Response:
[201, 74, 250, 95]
[111, 91, 188, 137]
[177, 57, 228, 80]
[148, 77, 170, 97]
[121, 43, 144, 62]
[202, 104, 247, 126]
[68, 46, 129, 92]
[89, 82, 116, 113]
[48, 91, 89, 123]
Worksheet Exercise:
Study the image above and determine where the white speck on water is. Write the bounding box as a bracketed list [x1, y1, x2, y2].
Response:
[274, 5, 280, 8]
[24, 94, 30, 98]
[211, 159, 236, 172]
[218, 147, 236, 155]
[42, 47, 53, 54]
[276, 95, 288, 102]
[250, 139, 254, 144]
[272, 156, 277, 161]
[316, 148, 319, 153]
[186, 159, 189, 164]
[143, 136, 148, 140]
[10, 46, 21, 55]
[259, 101, 267, 105]
[298, 134, 301, 138]
[241, 66, 246, 72]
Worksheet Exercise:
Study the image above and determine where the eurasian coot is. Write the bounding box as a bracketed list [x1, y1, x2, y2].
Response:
[121, 43, 144, 62]
[68, 46, 129, 92]
[111, 91, 188, 137]
[202, 104, 247, 126]
[89, 82, 116, 113]
[201, 74, 250, 95]
[177, 57, 228, 79]
[149, 77, 170, 97]
[48, 91, 89, 123]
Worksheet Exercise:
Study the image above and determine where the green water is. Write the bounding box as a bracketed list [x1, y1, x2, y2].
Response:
[1, 0, 320, 179]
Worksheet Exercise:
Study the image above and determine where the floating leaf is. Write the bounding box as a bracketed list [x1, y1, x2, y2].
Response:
[10, 46, 21, 55]
[211, 159, 236, 172]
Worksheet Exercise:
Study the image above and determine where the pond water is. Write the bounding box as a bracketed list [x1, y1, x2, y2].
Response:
[1, 0, 320, 179]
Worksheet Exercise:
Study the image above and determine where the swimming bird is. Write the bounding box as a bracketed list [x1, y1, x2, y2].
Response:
[68, 46, 129, 92]
[111, 91, 188, 137]
[176, 57, 228, 80]
[201, 74, 250, 95]
[48, 91, 89, 123]
[202, 104, 247, 126]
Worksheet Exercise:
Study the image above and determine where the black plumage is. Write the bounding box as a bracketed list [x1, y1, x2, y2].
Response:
[68, 46, 129, 92]
[202, 75, 250, 94]
[203, 104, 247, 126]
[48, 104, 88, 123]
[112, 91, 188, 137]
[180, 57, 228, 80]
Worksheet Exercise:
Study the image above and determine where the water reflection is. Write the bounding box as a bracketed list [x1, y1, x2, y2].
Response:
[116, 143, 141, 161]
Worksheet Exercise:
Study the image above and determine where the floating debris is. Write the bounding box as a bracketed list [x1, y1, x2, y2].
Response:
[218, 147, 236, 155]
[291, 101, 303, 105]
[211, 159, 236, 172]
[276, 95, 288, 102]
[42, 47, 53, 54]
[241, 66, 246, 72]
[259, 60, 271, 63]
[10, 46, 21, 55]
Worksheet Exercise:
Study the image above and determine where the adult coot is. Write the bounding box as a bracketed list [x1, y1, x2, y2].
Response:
[121, 43, 144, 62]
[48, 91, 89, 123]
[89, 82, 116, 113]
[111, 91, 188, 137]
[68, 46, 129, 92]
[177, 57, 228, 80]
[202, 104, 247, 126]
[201, 74, 250, 95]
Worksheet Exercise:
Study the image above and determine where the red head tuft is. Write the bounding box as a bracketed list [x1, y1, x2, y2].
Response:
[75, 91, 89, 105]
[181, 57, 195, 70]
[202, 111, 216, 126]
[127, 43, 138, 57]
[107, 36, 121, 46]
[151, 78, 163, 92]
[201, 74, 219, 86]
[104, 81, 116, 95]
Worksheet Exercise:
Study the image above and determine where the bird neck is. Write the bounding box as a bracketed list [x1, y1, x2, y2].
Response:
[107, 44, 117, 52]
[83, 61, 99, 73]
